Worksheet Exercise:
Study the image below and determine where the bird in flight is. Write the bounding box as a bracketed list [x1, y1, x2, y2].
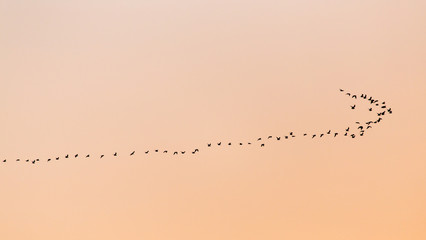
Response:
[65, 154, 69, 158]
[217, 142, 221, 146]
[100, 155, 104, 159]
[350, 105, 356, 109]
[130, 151, 135, 156]
[145, 151, 149, 154]
[276, 137, 281, 140]
[114, 152, 117, 157]
[173, 152, 178, 155]
[207, 143, 211, 147]
[75, 154, 78, 158]
[261, 144, 265, 147]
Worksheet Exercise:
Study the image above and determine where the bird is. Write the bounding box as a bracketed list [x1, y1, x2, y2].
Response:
[327, 130, 331, 134]
[155, 149, 159, 152]
[350, 105, 356, 109]
[75, 154, 78, 158]
[248, 142, 252, 145]
[346, 93, 351, 96]
[355, 122, 360, 124]
[351, 134, 356, 138]
[261, 144, 265, 147]
[56, 157, 60, 160]
[320, 134, 324, 137]
[360, 133, 364, 136]
[285, 136, 288, 139]
[32, 160, 35, 164]
[65, 154, 69, 158]
[340, 89, 344, 92]
[181, 151, 186, 154]
[352, 95, 357, 99]
[367, 126, 372, 129]
[163, 150, 168, 153]
[369, 108, 372, 111]
[192, 151, 196, 154]
[2, 159, 6, 162]
[130, 151, 135, 156]
[276, 137, 281, 140]
[358, 126, 364, 130]
[228, 143, 231, 146]
[47, 159, 51, 162]
[217, 142, 221, 146]
[312, 134, 316, 138]
[268, 136, 272, 139]
[173, 152, 178, 155]
[344, 132, 348, 136]
[346, 127, 350, 131]
[207, 143, 211, 147]
[114, 152, 117, 156]
[194, 149, 199, 152]
[257, 138, 262, 141]
[145, 151, 149, 154]
[303, 133, 307, 136]
[334, 133, 338, 137]
[387, 108, 392, 114]
[239, 143, 243, 145]
[381, 106, 387, 109]
[26, 159, 29, 162]
[100, 155, 104, 158]
[290, 132, 294, 136]
[16, 159, 20, 161]
[86, 154, 90, 158]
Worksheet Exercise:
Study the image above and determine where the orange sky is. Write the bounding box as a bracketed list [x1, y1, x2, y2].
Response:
[0, 1, 425, 239]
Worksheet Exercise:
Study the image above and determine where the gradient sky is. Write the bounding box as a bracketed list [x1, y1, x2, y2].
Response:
[1, 0, 425, 239]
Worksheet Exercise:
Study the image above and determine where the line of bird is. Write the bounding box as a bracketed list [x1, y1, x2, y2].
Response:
[1, 89, 392, 165]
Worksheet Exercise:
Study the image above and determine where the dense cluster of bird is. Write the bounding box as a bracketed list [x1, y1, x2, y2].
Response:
[1, 89, 392, 165]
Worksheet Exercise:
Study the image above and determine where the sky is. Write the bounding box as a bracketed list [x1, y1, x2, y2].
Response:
[0, 0, 425, 239]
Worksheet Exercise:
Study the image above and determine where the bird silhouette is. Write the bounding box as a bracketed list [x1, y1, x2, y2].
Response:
[163, 150, 168, 153]
[145, 151, 149, 154]
[85, 154, 90, 158]
[75, 154, 78, 158]
[239, 143, 243, 145]
[268, 136, 272, 139]
[207, 143, 211, 147]
[352, 95, 357, 99]
[257, 138, 262, 141]
[327, 130, 331, 134]
[16, 159, 20, 161]
[340, 89, 344, 92]
[217, 142, 221, 146]
[320, 134, 324, 138]
[303, 133, 307, 136]
[248, 142, 252, 145]
[344, 132, 348, 136]
[346, 93, 351, 96]
[228, 143, 231, 146]
[130, 151, 135, 156]
[276, 137, 281, 140]
[100, 155, 104, 158]
[194, 149, 199, 152]
[369, 108, 372, 111]
[32, 160, 35, 164]
[173, 152, 178, 155]
[290, 132, 294, 136]
[26, 159, 29, 162]
[3, 159, 6, 162]
[285, 136, 288, 139]
[367, 126, 372, 129]
[334, 133, 338, 137]
[350, 105, 356, 109]
[47, 159, 51, 162]
[312, 134, 316, 138]
[56, 157, 60, 160]
[65, 154, 69, 158]
[114, 152, 117, 156]
[261, 144, 265, 147]
[346, 127, 350, 131]
[181, 151, 186, 154]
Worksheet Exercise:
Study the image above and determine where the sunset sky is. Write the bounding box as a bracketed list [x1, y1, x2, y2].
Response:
[1, 1, 425, 239]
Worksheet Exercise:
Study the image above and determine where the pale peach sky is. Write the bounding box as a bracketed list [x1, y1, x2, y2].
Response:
[0, 1, 425, 239]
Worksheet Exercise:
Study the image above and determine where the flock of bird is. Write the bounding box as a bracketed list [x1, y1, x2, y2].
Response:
[1, 89, 392, 165]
